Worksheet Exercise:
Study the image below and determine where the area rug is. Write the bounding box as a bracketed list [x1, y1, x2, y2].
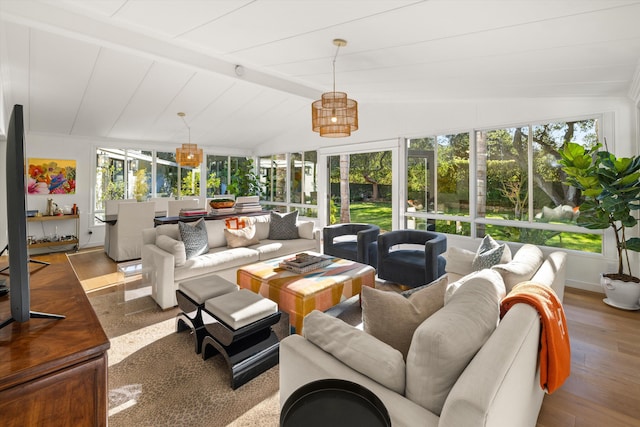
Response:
[88, 289, 364, 427]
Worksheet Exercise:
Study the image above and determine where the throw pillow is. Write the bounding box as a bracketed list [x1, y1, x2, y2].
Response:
[445, 247, 477, 277]
[224, 216, 252, 230]
[296, 220, 315, 240]
[446, 243, 512, 279]
[405, 273, 502, 415]
[303, 310, 406, 394]
[155, 234, 187, 267]
[269, 211, 299, 240]
[491, 244, 544, 292]
[156, 224, 181, 241]
[253, 214, 271, 240]
[444, 268, 506, 305]
[472, 234, 506, 270]
[362, 275, 447, 359]
[178, 219, 209, 259]
[224, 225, 260, 248]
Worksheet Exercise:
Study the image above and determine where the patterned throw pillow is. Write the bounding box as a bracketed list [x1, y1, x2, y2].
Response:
[224, 216, 251, 230]
[268, 211, 299, 240]
[472, 234, 505, 270]
[178, 219, 209, 259]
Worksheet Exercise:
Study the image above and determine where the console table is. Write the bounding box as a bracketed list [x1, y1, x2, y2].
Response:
[154, 210, 269, 226]
[0, 258, 110, 426]
[27, 214, 79, 251]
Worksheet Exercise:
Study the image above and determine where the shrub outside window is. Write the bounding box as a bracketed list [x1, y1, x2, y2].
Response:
[406, 118, 603, 253]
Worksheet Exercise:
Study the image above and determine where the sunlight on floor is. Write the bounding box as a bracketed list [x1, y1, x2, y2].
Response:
[226, 391, 280, 427]
[108, 318, 175, 366]
[108, 384, 141, 417]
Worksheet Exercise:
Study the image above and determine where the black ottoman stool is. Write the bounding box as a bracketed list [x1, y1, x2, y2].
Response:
[175, 274, 239, 353]
[201, 289, 281, 389]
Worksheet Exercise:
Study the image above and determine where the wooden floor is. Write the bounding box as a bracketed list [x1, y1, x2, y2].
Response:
[3, 249, 640, 425]
[536, 288, 640, 427]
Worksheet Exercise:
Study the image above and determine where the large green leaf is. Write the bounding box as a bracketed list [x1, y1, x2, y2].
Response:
[613, 157, 633, 173]
[582, 188, 602, 197]
[626, 237, 640, 252]
[621, 215, 637, 228]
[559, 142, 585, 162]
[618, 171, 640, 186]
[576, 208, 610, 229]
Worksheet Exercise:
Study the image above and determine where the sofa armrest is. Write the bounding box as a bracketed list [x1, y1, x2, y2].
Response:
[532, 251, 567, 302]
[142, 243, 177, 309]
[313, 228, 322, 252]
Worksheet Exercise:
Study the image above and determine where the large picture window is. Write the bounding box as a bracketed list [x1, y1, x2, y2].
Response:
[259, 151, 318, 218]
[406, 118, 603, 252]
[95, 148, 152, 209]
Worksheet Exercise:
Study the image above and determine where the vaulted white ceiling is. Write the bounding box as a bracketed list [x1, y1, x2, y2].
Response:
[1, 0, 640, 152]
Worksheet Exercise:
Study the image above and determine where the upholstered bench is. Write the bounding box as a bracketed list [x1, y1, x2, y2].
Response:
[175, 275, 239, 353]
[201, 289, 285, 389]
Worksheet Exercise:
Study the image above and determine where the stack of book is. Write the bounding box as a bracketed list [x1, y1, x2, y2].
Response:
[234, 195, 262, 213]
[179, 208, 208, 217]
[209, 197, 236, 215]
[209, 206, 235, 215]
[279, 252, 333, 274]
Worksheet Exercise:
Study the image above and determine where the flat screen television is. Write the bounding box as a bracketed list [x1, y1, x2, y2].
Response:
[1, 104, 63, 329]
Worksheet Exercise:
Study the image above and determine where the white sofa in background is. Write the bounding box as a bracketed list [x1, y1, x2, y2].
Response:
[142, 214, 320, 309]
[280, 244, 567, 427]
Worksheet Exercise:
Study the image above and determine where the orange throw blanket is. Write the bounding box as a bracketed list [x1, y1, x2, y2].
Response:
[500, 281, 570, 394]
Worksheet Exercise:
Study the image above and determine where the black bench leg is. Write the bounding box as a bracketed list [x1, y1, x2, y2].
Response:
[202, 330, 280, 389]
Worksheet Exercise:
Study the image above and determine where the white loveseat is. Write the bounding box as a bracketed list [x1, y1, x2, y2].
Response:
[280, 244, 567, 427]
[142, 213, 320, 309]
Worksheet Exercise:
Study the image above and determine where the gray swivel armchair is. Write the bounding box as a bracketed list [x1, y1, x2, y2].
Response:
[323, 223, 380, 269]
[377, 229, 447, 288]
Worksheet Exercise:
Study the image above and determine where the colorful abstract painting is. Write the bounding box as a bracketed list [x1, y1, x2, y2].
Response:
[28, 158, 76, 194]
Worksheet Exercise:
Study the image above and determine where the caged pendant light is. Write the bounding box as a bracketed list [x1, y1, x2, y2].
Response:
[175, 112, 203, 167]
[311, 39, 358, 138]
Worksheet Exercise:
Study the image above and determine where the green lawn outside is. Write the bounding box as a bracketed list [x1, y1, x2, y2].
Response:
[343, 202, 601, 252]
[344, 202, 392, 232]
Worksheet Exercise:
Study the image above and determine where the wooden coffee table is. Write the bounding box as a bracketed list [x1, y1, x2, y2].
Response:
[237, 254, 375, 334]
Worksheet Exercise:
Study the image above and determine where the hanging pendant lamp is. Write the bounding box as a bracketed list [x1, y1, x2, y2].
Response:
[175, 112, 203, 167]
[311, 39, 358, 137]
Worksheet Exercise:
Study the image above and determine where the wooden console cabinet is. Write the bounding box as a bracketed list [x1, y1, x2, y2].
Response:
[0, 258, 110, 426]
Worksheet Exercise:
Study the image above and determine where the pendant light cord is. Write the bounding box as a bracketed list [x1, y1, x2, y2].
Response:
[178, 112, 191, 143]
[332, 42, 342, 95]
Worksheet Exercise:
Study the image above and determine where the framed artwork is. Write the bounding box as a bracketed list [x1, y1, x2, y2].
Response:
[28, 158, 77, 194]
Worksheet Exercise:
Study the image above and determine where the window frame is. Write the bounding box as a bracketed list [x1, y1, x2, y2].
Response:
[404, 113, 606, 254]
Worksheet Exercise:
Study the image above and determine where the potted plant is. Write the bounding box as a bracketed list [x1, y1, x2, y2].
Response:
[559, 141, 640, 309]
[133, 168, 149, 202]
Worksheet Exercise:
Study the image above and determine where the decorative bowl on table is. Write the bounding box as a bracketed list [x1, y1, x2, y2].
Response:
[210, 199, 235, 209]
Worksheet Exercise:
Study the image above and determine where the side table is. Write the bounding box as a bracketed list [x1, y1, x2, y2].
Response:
[117, 261, 154, 315]
[281, 379, 390, 427]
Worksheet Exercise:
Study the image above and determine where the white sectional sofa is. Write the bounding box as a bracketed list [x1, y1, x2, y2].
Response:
[142, 213, 320, 309]
[280, 244, 567, 427]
